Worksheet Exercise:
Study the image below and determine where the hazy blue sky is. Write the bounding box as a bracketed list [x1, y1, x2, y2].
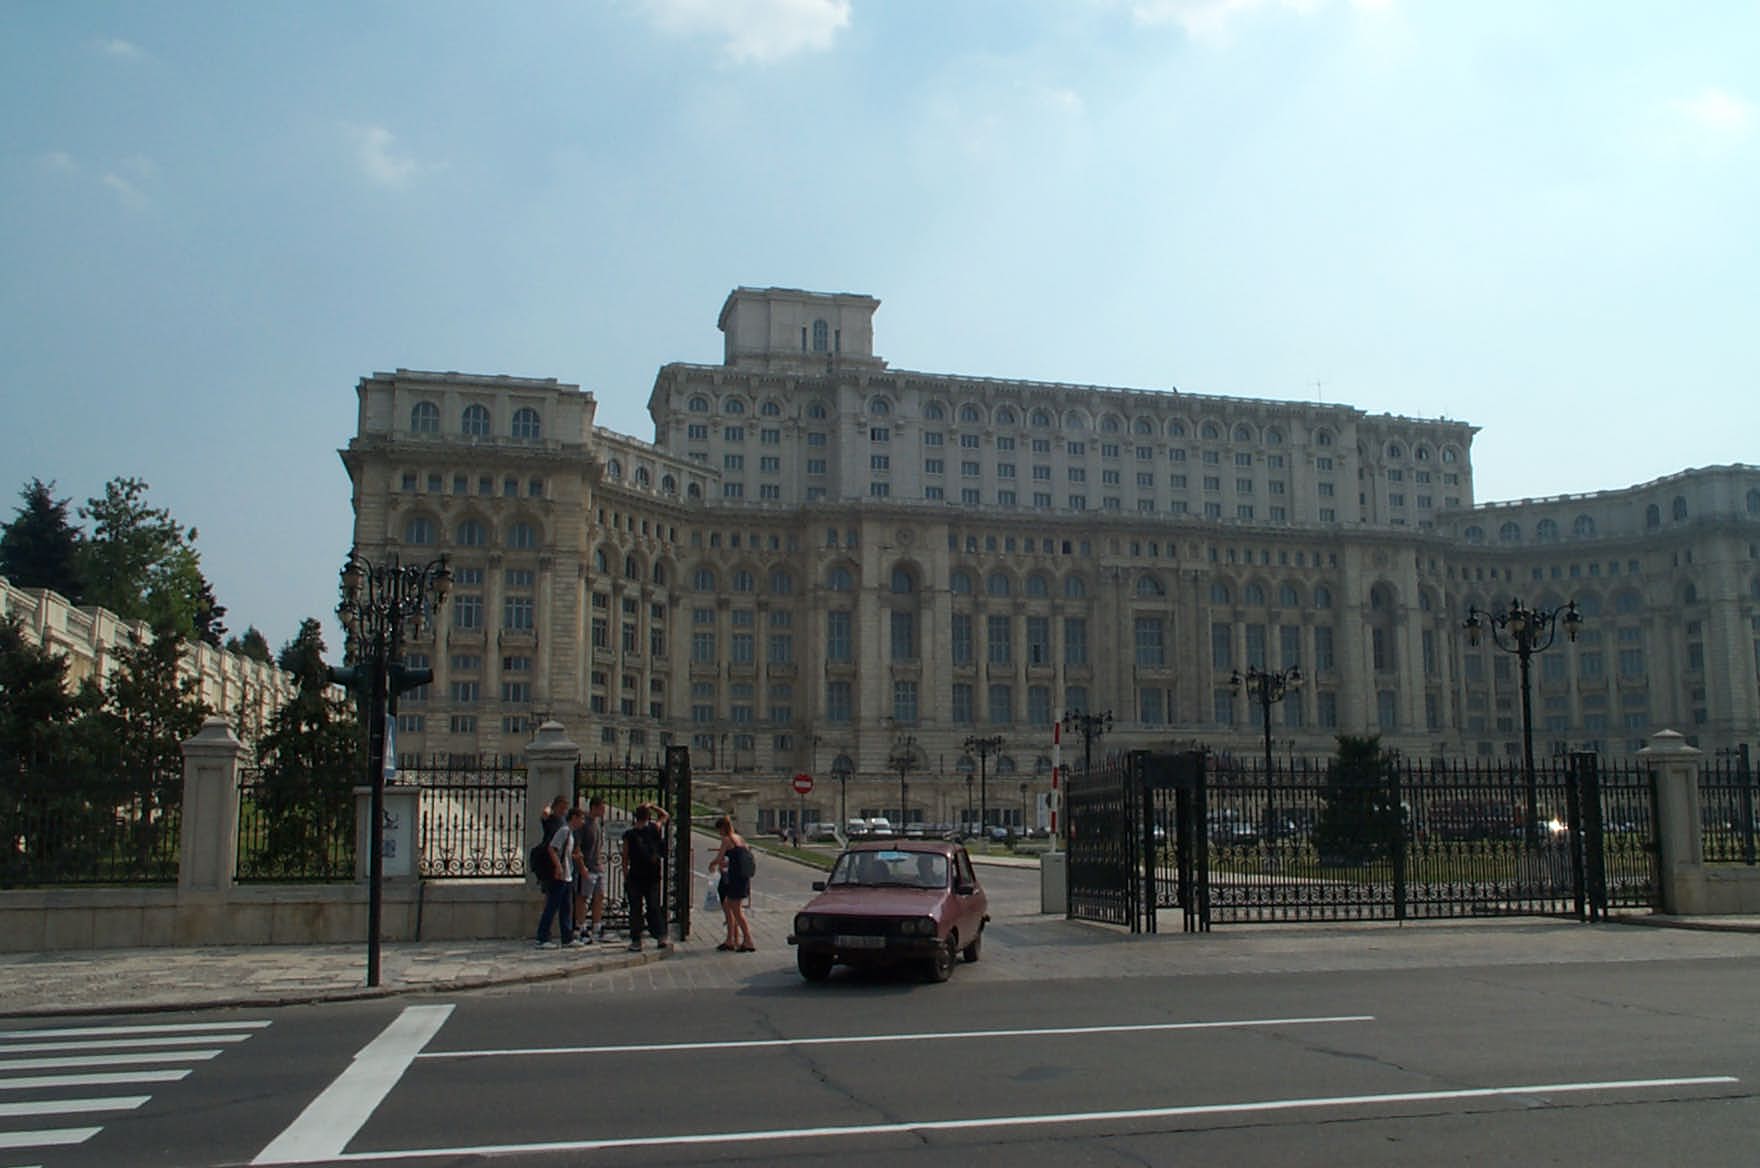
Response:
[3, 0, 1755, 653]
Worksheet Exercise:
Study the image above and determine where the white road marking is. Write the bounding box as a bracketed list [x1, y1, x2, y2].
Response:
[305, 1076, 1741, 1162]
[0, 1070, 191, 1091]
[0, 1021, 269, 1041]
[0, 1096, 149, 1118]
[252, 1005, 454, 1167]
[0, 1035, 253, 1055]
[0, 1050, 222, 1072]
[0, 1128, 101, 1150]
[420, 1015, 1377, 1060]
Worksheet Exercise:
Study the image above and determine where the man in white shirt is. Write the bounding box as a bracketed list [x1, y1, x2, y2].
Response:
[535, 806, 584, 948]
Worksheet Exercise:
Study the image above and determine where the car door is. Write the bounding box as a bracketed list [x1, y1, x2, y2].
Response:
[953, 848, 985, 938]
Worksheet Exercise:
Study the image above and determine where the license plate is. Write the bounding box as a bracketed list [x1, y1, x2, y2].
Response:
[835, 935, 886, 949]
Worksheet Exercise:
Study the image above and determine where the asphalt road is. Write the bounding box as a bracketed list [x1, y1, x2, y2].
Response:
[6, 865, 1760, 1167]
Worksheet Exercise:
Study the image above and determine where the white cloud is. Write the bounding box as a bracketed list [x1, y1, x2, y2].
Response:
[101, 172, 147, 209]
[1669, 88, 1755, 138]
[96, 37, 143, 59]
[348, 124, 423, 187]
[644, 0, 851, 64]
[1130, 0, 1313, 44]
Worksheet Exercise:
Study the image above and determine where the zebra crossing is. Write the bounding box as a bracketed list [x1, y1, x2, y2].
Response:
[0, 1018, 269, 1163]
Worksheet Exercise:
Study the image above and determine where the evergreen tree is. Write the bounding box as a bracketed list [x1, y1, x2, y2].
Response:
[0, 479, 85, 601]
[82, 625, 211, 875]
[78, 477, 220, 641]
[226, 626, 274, 664]
[1313, 734, 1403, 866]
[0, 616, 102, 883]
[250, 619, 360, 877]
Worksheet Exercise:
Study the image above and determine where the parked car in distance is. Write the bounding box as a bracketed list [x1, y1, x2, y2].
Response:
[866, 817, 895, 838]
[789, 840, 990, 983]
[846, 819, 869, 838]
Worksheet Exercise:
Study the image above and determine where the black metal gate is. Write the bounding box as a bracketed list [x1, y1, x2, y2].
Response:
[571, 746, 692, 940]
[1071, 749, 1658, 930]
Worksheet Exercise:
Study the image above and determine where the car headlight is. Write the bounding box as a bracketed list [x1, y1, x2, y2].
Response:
[898, 917, 935, 937]
[794, 914, 819, 934]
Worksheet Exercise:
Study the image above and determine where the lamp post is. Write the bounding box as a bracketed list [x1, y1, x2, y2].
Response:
[1019, 781, 1029, 838]
[964, 770, 974, 834]
[1463, 598, 1583, 849]
[333, 548, 451, 988]
[832, 754, 852, 837]
[1060, 709, 1113, 783]
[963, 735, 1004, 839]
[1230, 666, 1303, 846]
[889, 735, 917, 830]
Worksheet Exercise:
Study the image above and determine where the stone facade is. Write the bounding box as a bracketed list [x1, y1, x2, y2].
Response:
[342, 287, 1760, 829]
[1, 576, 296, 739]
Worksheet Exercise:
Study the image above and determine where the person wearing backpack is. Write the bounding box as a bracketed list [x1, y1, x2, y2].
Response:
[535, 806, 584, 948]
[707, 815, 756, 953]
[621, 803, 672, 953]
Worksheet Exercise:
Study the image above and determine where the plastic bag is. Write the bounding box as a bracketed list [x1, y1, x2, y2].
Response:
[702, 877, 721, 912]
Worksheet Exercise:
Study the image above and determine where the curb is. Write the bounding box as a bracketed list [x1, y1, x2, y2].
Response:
[1607, 913, 1760, 935]
[0, 945, 681, 1022]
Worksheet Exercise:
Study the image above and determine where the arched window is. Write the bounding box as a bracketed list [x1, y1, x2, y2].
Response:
[687, 483, 702, 499]
[959, 404, 981, 424]
[688, 396, 710, 413]
[996, 756, 1016, 775]
[761, 399, 782, 417]
[1210, 581, 1231, 605]
[770, 569, 794, 594]
[1030, 409, 1052, 428]
[996, 406, 1017, 425]
[986, 572, 1011, 597]
[1168, 421, 1187, 438]
[1065, 411, 1088, 430]
[1233, 424, 1254, 443]
[890, 566, 915, 594]
[722, 397, 746, 415]
[1133, 417, 1154, 435]
[1465, 525, 1485, 544]
[1102, 415, 1122, 434]
[511, 407, 541, 440]
[1536, 518, 1559, 542]
[1415, 445, 1431, 462]
[1614, 590, 1641, 614]
[692, 567, 716, 591]
[410, 402, 439, 433]
[812, 319, 830, 352]
[826, 566, 854, 592]
[733, 569, 755, 592]
[1387, 443, 1404, 459]
[1280, 583, 1301, 607]
[454, 519, 486, 547]
[593, 548, 609, 574]
[1244, 582, 1266, 606]
[508, 522, 538, 550]
[652, 562, 667, 586]
[1418, 590, 1433, 612]
[461, 404, 491, 436]
[661, 474, 677, 494]
[1683, 582, 1698, 605]
[1645, 503, 1661, 529]
[950, 570, 973, 595]
[1499, 521, 1521, 544]
[1064, 574, 1086, 600]
[1025, 573, 1050, 597]
[1672, 496, 1688, 520]
[625, 555, 640, 580]
[1573, 514, 1595, 537]
[1201, 422, 1221, 440]
[404, 516, 434, 545]
[868, 397, 891, 416]
[807, 400, 828, 420]
[1314, 585, 1334, 609]
[924, 402, 945, 421]
[1442, 446, 1458, 463]
[634, 466, 650, 486]
[1576, 593, 1602, 617]
[606, 459, 622, 481]
[1136, 574, 1164, 597]
[1369, 584, 1393, 611]
[1266, 428, 1283, 446]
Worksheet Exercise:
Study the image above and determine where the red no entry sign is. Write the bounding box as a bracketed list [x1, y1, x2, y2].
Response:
[792, 772, 815, 795]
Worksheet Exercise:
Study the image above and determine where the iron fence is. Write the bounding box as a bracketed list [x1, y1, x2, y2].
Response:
[571, 752, 689, 936]
[235, 765, 355, 882]
[407, 755, 528, 878]
[1701, 747, 1757, 865]
[2, 770, 181, 888]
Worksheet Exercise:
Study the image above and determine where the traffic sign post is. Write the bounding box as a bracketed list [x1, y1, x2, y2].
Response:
[792, 773, 813, 844]
[792, 773, 815, 795]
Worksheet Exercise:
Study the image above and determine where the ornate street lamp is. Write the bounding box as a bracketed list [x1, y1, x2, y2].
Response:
[1230, 666, 1302, 847]
[831, 753, 853, 838]
[1463, 598, 1582, 850]
[889, 735, 918, 830]
[963, 735, 1004, 840]
[1060, 709, 1113, 782]
[333, 548, 451, 987]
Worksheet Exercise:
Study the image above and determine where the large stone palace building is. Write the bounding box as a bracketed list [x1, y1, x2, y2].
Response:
[343, 287, 1760, 830]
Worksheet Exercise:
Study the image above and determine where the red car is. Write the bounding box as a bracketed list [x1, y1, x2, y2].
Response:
[788, 840, 990, 982]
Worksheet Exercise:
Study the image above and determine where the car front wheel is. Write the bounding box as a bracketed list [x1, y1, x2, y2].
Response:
[926, 935, 956, 982]
[797, 950, 833, 982]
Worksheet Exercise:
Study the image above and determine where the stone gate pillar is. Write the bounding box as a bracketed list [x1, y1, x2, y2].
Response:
[1640, 729, 1704, 913]
[180, 717, 245, 894]
[526, 721, 582, 873]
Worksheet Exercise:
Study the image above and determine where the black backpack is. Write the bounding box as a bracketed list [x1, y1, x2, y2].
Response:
[529, 842, 552, 881]
[733, 846, 756, 881]
[625, 825, 661, 874]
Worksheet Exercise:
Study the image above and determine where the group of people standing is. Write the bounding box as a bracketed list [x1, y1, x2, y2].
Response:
[533, 798, 757, 954]
[534, 794, 671, 952]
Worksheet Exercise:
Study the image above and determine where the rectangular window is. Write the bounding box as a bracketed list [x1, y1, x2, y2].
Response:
[691, 631, 716, 662]
[1026, 616, 1050, 666]
[987, 615, 1012, 665]
[503, 595, 534, 631]
[1280, 625, 1302, 670]
[1140, 687, 1166, 725]
[890, 610, 915, 660]
[826, 611, 853, 662]
[951, 682, 974, 724]
[767, 633, 793, 663]
[987, 683, 1012, 725]
[1212, 623, 1232, 670]
[1065, 617, 1088, 665]
[826, 681, 852, 723]
[951, 613, 973, 665]
[730, 632, 754, 664]
[1135, 617, 1165, 666]
[1213, 689, 1235, 726]
[453, 593, 483, 630]
[893, 681, 918, 724]
[1028, 685, 1052, 725]
[1377, 690, 1398, 729]
[1318, 691, 1338, 728]
[1313, 626, 1336, 671]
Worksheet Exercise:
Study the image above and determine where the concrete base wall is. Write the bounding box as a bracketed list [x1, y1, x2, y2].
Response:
[1671, 865, 1760, 915]
[0, 881, 542, 953]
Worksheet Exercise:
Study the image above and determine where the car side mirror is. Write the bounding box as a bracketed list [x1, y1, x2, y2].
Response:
[954, 882, 975, 896]
[811, 881, 826, 892]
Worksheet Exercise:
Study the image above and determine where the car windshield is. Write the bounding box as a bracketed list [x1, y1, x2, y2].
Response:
[828, 850, 948, 889]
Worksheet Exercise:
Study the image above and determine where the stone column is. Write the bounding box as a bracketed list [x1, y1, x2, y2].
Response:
[179, 716, 245, 894]
[526, 720, 582, 853]
[1640, 728, 1704, 914]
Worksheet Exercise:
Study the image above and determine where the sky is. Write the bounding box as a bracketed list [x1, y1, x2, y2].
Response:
[2, 0, 1756, 655]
